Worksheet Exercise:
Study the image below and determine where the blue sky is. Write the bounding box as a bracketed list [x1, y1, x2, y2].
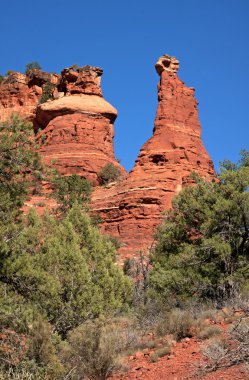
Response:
[1, 0, 248, 171]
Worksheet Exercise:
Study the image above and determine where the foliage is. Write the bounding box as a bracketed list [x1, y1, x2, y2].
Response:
[201, 315, 249, 373]
[0, 113, 131, 336]
[51, 173, 92, 212]
[69, 64, 79, 71]
[156, 309, 194, 341]
[98, 163, 121, 185]
[0, 115, 43, 251]
[0, 75, 4, 84]
[0, 116, 131, 376]
[0, 205, 131, 337]
[150, 151, 249, 304]
[27, 318, 64, 378]
[61, 318, 138, 380]
[25, 62, 42, 73]
[0, 285, 37, 333]
[196, 325, 221, 340]
[39, 81, 55, 104]
[5, 70, 14, 77]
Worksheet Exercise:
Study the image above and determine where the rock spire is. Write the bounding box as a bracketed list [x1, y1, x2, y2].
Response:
[92, 54, 215, 258]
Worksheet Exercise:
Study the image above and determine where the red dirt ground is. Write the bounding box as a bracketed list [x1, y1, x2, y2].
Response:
[110, 325, 249, 380]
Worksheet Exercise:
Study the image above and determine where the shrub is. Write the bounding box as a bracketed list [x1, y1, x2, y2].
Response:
[27, 319, 64, 378]
[201, 338, 228, 372]
[98, 163, 121, 185]
[0, 329, 28, 370]
[197, 326, 221, 340]
[201, 316, 249, 373]
[156, 309, 194, 341]
[150, 352, 158, 363]
[61, 320, 129, 380]
[5, 70, 14, 76]
[142, 339, 156, 349]
[69, 64, 79, 71]
[25, 62, 42, 73]
[0, 363, 45, 380]
[157, 345, 171, 356]
[39, 81, 55, 104]
[0, 75, 4, 84]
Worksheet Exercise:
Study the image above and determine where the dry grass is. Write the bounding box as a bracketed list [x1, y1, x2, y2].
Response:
[156, 309, 194, 341]
[200, 315, 249, 374]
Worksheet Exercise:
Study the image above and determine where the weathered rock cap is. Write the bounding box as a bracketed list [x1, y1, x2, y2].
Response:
[155, 54, 179, 75]
[36, 94, 118, 128]
[60, 66, 103, 96]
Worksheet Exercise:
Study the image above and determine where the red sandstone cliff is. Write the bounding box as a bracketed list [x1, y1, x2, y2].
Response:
[92, 55, 215, 258]
[35, 66, 126, 184]
[0, 56, 215, 258]
[0, 66, 126, 185]
[0, 70, 58, 122]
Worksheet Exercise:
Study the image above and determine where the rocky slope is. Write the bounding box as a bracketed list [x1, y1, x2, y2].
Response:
[92, 55, 215, 258]
[0, 55, 215, 258]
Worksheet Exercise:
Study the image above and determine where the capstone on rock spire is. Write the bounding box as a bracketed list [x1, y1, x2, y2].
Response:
[155, 54, 179, 75]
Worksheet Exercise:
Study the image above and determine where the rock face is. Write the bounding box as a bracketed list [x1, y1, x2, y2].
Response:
[0, 66, 125, 184]
[0, 70, 58, 122]
[34, 66, 125, 184]
[92, 55, 215, 259]
[0, 56, 215, 258]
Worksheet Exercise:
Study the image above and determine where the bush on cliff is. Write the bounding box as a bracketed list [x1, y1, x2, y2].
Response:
[25, 61, 42, 73]
[150, 151, 249, 305]
[98, 162, 121, 185]
[39, 81, 55, 104]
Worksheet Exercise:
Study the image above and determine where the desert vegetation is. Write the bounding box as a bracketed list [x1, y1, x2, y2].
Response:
[98, 163, 122, 185]
[0, 116, 248, 379]
[39, 81, 56, 104]
[25, 61, 42, 73]
[0, 117, 131, 379]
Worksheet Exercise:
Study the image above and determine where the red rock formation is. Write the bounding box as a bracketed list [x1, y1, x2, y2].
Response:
[0, 70, 58, 122]
[34, 66, 126, 184]
[59, 66, 103, 96]
[0, 56, 215, 258]
[92, 54, 215, 259]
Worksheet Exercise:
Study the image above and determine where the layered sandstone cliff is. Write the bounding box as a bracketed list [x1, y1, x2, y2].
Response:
[0, 70, 58, 122]
[92, 55, 215, 258]
[0, 56, 215, 258]
[35, 66, 125, 184]
[0, 66, 126, 184]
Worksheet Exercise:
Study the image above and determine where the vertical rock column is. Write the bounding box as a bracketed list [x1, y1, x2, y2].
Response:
[92, 54, 215, 259]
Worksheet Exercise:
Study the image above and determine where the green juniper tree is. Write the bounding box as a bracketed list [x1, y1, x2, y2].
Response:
[51, 173, 92, 213]
[0, 116, 131, 377]
[0, 115, 42, 250]
[150, 151, 249, 305]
